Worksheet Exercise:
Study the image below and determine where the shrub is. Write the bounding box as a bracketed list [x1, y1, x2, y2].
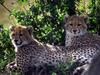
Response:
[11, 0, 70, 45]
[0, 24, 15, 72]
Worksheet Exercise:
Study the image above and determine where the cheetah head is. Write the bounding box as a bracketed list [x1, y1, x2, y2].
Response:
[64, 15, 87, 36]
[9, 25, 33, 48]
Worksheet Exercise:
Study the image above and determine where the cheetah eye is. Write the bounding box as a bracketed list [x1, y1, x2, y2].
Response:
[19, 34, 23, 36]
[12, 34, 15, 36]
[69, 24, 73, 26]
[78, 24, 81, 26]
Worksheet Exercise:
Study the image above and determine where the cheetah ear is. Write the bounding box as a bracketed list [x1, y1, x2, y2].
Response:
[63, 15, 70, 29]
[64, 15, 69, 23]
[27, 26, 33, 35]
[80, 16, 88, 23]
[9, 25, 15, 31]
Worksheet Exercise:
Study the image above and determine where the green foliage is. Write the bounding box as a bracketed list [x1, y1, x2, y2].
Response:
[46, 61, 74, 75]
[17, 0, 28, 3]
[17, 0, 28, 5]
[56, 62, 73, 75]
[0, 24, 15, 71]
[87, 0, 100, 34]
[11, 0, 70, 45]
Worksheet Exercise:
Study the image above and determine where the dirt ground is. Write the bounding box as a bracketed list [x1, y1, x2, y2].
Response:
[0, 0, 17, 27]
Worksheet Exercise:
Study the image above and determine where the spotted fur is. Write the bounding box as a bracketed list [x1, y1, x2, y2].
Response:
[7, 25, 67, 74]
[7, 25, 100, 75]
[64, 15, 100, 74]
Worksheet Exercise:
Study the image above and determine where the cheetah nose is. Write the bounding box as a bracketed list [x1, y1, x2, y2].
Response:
[73, 30, 77, 33]
[14, 40, 18, 42]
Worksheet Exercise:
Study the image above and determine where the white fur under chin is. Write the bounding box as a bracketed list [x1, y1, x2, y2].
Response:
[65, 34, 73, 47]
[66, 30, 86, 36]
[12, 40, 28, 52]
[65, 30, 87, 47]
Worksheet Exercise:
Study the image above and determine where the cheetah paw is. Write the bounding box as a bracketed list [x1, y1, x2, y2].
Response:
[6, 61, 17, 72]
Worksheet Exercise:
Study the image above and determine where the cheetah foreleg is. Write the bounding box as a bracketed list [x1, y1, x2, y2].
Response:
[73, 63, 90, 75]
[6, 61, 18, 72]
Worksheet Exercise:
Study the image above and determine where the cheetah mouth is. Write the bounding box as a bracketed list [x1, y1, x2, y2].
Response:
[72, 32, 77, 35]
[72, 31, 80, 35]
[15, 41, 22, 45]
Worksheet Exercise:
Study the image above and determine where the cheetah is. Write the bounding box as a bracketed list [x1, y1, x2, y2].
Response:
[7, 25, 67, 75]
[64, 15, 100, 48]
[64, 15, 100, 74]
[7, 25, 100, 75]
